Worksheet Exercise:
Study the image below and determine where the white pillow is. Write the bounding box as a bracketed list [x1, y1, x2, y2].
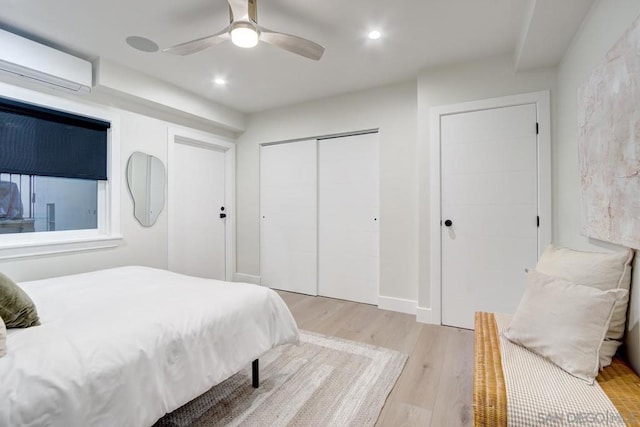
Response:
[535, 244, 633, 367]
[503, 270, 627, 384]
[0, 315, 6, 358]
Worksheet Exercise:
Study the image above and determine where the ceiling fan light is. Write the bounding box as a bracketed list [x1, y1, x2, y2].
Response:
[231, 25, 259, 48]
[368, 30, 382, 40]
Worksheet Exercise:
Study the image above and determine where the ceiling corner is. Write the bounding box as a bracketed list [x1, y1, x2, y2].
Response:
[514, 0, 595, 72]
[513, 0, 537, 71]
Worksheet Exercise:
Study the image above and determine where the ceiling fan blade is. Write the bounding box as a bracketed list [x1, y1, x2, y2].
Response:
[163, 27, 230, 55]
[259, 28, 324, 60]
[227, 0, 250, 22]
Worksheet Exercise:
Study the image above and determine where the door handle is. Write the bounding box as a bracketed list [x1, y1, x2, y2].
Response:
[444, 219, 453, 227]
[220, 213, 227, 219]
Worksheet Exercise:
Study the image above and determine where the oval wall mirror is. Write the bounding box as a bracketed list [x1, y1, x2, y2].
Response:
[126, 151, 166, 227]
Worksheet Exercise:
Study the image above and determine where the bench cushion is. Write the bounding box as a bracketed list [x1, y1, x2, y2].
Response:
[474, 312, 640, 426]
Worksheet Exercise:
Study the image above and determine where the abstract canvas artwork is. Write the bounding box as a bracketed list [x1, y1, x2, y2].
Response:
[577, 14, 640, 249]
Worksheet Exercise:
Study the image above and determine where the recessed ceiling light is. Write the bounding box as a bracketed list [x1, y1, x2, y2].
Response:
[368, 30, 382, 40]
[125, 36, 159, 53]
[214, 78, 227, 86]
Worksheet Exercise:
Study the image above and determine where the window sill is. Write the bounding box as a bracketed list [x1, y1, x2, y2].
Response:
[0, 233, 123, 260]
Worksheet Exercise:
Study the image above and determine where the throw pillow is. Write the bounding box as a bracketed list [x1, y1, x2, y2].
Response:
[0, 315, 5, 357]
[0, 272, 40, 328]
[535, 244, 633, 367]
[503, 270, 626, 383]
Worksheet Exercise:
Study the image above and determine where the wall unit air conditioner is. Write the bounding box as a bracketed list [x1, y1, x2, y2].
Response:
[0, 29, 92, 94]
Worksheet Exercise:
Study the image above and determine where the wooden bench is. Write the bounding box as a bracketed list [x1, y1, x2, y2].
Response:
[473, 312, 640, 426]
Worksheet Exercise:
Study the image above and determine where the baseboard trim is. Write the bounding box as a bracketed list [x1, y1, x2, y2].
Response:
[416, 307, 437, 324]
[378, 296, 417, 315]
[232, 273, 261, 285]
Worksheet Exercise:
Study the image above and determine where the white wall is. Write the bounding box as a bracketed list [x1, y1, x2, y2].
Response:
[0, 78, 235, 282]
[93, 59, 246, 133]
[236, 81, 419, 303]
[555, 0, 640, 373]
[417, 55, 557, 310]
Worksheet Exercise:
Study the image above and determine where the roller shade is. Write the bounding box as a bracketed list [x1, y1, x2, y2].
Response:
[0, 97, 110, 180]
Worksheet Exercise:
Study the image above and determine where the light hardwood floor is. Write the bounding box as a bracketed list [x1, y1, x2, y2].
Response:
[276, 290, 475, 427]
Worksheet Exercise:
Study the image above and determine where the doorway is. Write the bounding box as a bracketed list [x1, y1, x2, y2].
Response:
[430, 92, 551, 329]
[168, 127, 235, 280]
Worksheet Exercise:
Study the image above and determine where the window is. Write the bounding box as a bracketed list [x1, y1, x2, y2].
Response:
[0, 82, 121, 258]
[0, 173, 97, 234]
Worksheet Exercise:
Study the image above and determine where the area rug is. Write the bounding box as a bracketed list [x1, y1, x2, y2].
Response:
[155, 331, 407, 427]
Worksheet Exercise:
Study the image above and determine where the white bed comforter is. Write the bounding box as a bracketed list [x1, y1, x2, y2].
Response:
[0, 266, 299, 427]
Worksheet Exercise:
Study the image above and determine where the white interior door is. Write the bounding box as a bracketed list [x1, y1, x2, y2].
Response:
[260, 140, 317, 295]
[441, 104, 538, 329]
[318, 133, 379, 305]
[169, 139, 226, 279]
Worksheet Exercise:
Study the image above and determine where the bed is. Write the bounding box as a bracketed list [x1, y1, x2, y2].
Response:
[0, 266, 300, 427]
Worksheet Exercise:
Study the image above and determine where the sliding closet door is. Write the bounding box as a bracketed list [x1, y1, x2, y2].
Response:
[318, 133, 379, 305]
[260, 140, 317, 295]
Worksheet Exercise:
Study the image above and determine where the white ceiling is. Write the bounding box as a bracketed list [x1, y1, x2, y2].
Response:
[0, 0, 593, 113]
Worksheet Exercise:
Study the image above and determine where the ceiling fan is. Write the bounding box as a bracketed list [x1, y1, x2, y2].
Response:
[163, 0, 325, 60]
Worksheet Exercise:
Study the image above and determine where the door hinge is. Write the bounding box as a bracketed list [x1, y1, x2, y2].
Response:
[536, 122, 539, 135]
[537, 216, 540, 227]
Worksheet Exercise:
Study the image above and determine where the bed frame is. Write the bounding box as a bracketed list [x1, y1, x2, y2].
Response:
[252, 359, 259, 388]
